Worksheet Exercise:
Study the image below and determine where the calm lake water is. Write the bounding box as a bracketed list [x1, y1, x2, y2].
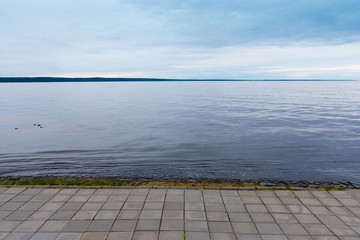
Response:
[0, 81, 359, 182]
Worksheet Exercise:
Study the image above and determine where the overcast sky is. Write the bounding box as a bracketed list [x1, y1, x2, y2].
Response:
[1, 0, 360, 79]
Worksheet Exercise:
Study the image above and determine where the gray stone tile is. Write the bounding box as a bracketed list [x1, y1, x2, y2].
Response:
[165, 195, 184, 203]
[132, 231, 158, 240]
[294, 213, 321, 224]
[232, 222, 258, 234]
[327, 225, 358, 236]
[0, 202, 24, 211]
[160, 219, 184, 231]
[162, 210, 183, 220]
[238, 191, 257, 197]
[185, 211, 206, 220]
[101, 202, 123, 210]
[293, 191, 313, 198]
[38, 221, 68, 232]
[146, 195, 165, 202]
[185, 221, 208, 232]
[18, 203, 43, 211]
[299, 198, 322, 206]
[139, 210, 162, 220]
[236, 234, 262, 240]
[9, 195, 34, 202]
[94, 210, 119, 220]
[338, 198, 360, 207]
[62, 221, 91, 232]
[59, 203, 83, 211]
[185, 195, 203, 203]
[0, 211, 12, 220]
[27, 211, 55, 221]
[122, 202, 144, 210]
[317, 214, 344, 225]
[348, 207, 360, 216]
[136, 220, 160, 231]
[39, 203, 63, 211]
[108, 195, 128, 202]
[272, 213, 299, 223]
[312, 237, 338, 240]
[117, 210, 140, 220]
[275, 191, 295, 198]
[204, 196, 222, 204]
[80, 203, 103, 211]
[279, 223, 308, 235]
[3, 232, 32, 240]
[167, 189, 184, 195]
[127, 195, 146, 202]
[29, 232, 58, 240]
[107, 232, 133, 240]
[257, 191, 276, 197]
[185, 232, 210, 240]
[266, 205, 290, 213]
[222, 197, 242, 204]
[3, 189, 25, 195]
[221, 190, 239, 197]
[241, 197, 262, 204]
[208, 221, 233, 233]
[29, 195, 53, 203]
[207, 211, 229, 221]
[21, 189, 42, 195]
[143, 202, 163, 210]
[329, 207, 354, 216]
[159, 231, 184, 240]
[185, 203, 204, 211]
[5, 211, 34, 221]
[280, 198, 302, 205]
[81, 232, 107, 240]
[228, 212, 252, 222]
[86, 220, 114, 232]
[49, 195, 71, 203]
[286, 205, 310, 214]
[72, 211, 98, 220]
[0, 232, 7, 240]
[304, 224, 334, 236]
[111, 220, 136, 231]
[87, 195, 109, 203]
[14, 220, 44, 232]
[261, 197, 282, 205]
[68, 195, 91, 203]
[311, 191, 332, 198]
[0, 195, 16, 202]
[307, 206, 332, 215]
[56, 233, 82, 240]
[50, 211, 76, 220]
[250, 213, 274, 223]
[211, 232, 236, 240]
[338, 215, 360, 225]
[0, 220, 22, 231]
[319, 198, 343, 207]
[261, 235, 288, 240]
[164, 202, 183, 211]
[255, 223, 283, 234]
[286, 236, 313, 240]
[245, 204, 268, 213]
[205, 204, 226, 212]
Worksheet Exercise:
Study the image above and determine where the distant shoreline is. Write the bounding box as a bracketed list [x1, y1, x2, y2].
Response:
[0, 77, 358, 83]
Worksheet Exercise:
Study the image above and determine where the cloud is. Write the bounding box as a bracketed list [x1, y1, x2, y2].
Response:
[0, 0, 360, 79]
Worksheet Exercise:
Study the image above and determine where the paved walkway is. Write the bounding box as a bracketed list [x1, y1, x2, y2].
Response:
[0, 187, 360, 240]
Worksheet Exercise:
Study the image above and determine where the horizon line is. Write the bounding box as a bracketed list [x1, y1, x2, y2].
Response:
[0, 77, 358, 83]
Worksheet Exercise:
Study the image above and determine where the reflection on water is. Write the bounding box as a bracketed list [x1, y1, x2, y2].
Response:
[0, 81, 360, 182]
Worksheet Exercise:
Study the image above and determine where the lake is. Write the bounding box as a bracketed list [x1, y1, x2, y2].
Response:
[0, 81, 359, 182]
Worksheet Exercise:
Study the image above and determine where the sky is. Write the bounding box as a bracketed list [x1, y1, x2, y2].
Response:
[1, 0, 360, 79]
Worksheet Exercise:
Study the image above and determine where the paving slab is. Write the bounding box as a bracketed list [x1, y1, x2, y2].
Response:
[0, 187, 359, 240]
